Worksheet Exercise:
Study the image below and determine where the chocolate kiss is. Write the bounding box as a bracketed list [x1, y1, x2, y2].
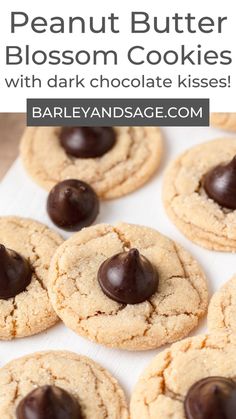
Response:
[204, 156, 236, 209]
[184, 377, 236, 419]
[16, 385, 82, 419]
[0, 244, 32, 299]
[59, 127, 116, 158]
[47, 179, 99, 231]
[97, 248, 159, 304]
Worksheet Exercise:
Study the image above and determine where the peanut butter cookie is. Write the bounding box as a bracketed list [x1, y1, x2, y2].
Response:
[163, 138, 236, 251]
[211, 113, 236, 131]
[131, 333, 236, 418]
[0, 216, 63, 339]
[0, 350, 128, 418]
[48, 223, 208, 350]
[20, 127, 163, 199]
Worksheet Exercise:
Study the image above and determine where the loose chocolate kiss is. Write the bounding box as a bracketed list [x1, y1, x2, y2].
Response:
[184, 376, 236, 419]
[16, 385, 82, 419]
[59, 127, 116, 158]
[47, 179, 99, 231]
[204, 156, 236, 210]
[98, 248, 158, 304]
[0, 244, 32, 299]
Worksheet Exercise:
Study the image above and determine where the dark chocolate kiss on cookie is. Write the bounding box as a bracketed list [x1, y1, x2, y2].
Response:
[47, 179, 99, 231]
[16, 385, 82, 419]
[184, 376, 236, 419]
[98, 248, 158, 304]
[0, 244, 32, 299]
[204, 156, 236, 209]
[59, 127, 116, 158]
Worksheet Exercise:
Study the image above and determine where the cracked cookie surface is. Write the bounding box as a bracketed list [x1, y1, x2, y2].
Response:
[163, 138, 236, 251]
[0, 216, 63, 339]
[48, 223, 208, 350]
[211, 113, 236, 131]
[0, 350, 128, 419]
[20, 127, 163, 199]
[130, 333, 236, 419]
[208, 275, 236, 333]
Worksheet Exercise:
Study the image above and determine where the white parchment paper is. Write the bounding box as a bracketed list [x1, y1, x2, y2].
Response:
[0, 126, 235, 397]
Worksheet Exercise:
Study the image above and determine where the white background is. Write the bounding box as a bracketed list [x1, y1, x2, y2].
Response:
[0, 125, 236, 398]
[0, 0, 235, 112]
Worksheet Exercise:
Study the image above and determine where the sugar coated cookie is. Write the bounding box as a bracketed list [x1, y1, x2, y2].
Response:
[208, 275, 236, 334]
[163, 138, 236, 251]
[211, 113, 236, 131]
[20, 126, 163, 199]
[48, 223, 208, 350]
[0, 350, 128, 418]
[0, 216, 63, 339]
[131, 333, 236, 419]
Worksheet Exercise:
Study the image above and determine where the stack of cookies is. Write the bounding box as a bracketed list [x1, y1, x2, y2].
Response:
[0, 116, 236, 418]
